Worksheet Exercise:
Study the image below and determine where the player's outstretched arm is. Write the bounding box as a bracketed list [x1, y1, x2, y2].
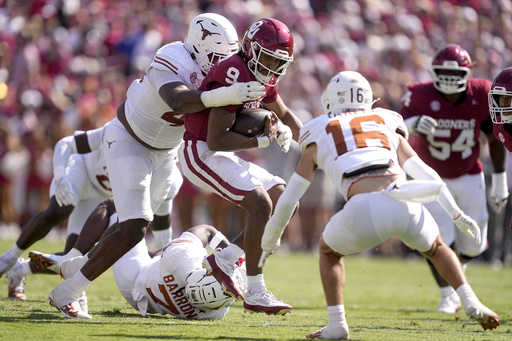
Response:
[159, 80, 265, 114]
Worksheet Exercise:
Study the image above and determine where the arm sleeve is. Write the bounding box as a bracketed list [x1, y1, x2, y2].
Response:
[402, 155, 442, 182]
[272, 172, 311, 228]
[53, 136, 77, 178]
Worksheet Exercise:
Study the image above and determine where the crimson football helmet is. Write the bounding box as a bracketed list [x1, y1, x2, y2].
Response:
[241, 18, 294, 86]
[489, 67, 512, 124]
[431, 44, 472, 94]
[184, 13, 239, 75]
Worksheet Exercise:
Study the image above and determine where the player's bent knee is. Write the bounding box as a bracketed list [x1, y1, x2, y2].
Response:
[241, 188, 272, 216]
[421, 237, 444, 259]
[118, 218, 149, 247]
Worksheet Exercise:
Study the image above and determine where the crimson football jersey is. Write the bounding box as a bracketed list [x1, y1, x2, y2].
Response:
[183, 53, 278, 141]
[400, 78, 493, 179]
[493, 124, 512, 153]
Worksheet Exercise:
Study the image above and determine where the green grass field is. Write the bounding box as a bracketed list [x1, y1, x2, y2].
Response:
[0, 238, 510, 341]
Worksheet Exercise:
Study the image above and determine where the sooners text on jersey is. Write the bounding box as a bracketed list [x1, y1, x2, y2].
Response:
[400, 78, 492, 178]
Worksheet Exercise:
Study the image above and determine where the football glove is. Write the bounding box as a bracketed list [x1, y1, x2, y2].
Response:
[406, 115, 438, 135]
[276, 121, 292, 153]
[453, 212, 481, 244]
[54, 177, 74, 207]
[489, 172, 509, 214]
[200, 81, 265, 107]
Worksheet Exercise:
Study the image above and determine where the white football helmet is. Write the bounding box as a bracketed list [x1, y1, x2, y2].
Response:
[322, 71, 373, 115]
[185, 267, 246, 311]
[184, 13, 239, 75]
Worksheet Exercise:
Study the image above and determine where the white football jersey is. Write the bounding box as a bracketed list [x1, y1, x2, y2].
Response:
[82, 125, 111, 197]
[299, 107, 408, 200]
[130, 232, 227, 319]
[125, 42, 204, 149]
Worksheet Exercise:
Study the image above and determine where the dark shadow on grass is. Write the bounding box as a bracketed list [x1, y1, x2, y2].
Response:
[91, 335, 303, 341]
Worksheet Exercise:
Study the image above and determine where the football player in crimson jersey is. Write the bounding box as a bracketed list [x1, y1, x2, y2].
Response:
[179, 18, 302, 315]
[46, 13, 265, 319]
[400, 44, 508, 314]
[30, 198, 246, 320]
[0, 124, 179, 301]
[489, 67, 512, 230]
[259, 71, 500, 339]
[489, 67, 512, 151]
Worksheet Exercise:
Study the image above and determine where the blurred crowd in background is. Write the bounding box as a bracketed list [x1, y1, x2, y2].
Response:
[1, 0, 512, 267]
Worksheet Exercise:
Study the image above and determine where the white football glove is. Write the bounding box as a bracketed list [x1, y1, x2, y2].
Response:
[406, 115, 438, 135]
[489, 172, 509, 213]
[276, 121, 292, 153]
[200, 81, 265, 107]
[453, 212, 481, 244]
[54, 177, 74, 207]
[258, 217, 286, 268]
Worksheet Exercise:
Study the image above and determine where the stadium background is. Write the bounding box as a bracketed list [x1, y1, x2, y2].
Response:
[0, 0, 511, 265]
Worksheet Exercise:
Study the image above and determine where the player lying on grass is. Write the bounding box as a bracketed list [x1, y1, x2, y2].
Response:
[259, 71, 500, 339]
[30, 197, 246, 320]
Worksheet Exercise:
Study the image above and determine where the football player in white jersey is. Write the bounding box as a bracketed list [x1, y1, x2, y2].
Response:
[258, 71, 500, 339]
[0, 124, 179, 300]
[46, 13, 265, 319]
[0, 126, 112, 300]
[31, 198, 246, 320]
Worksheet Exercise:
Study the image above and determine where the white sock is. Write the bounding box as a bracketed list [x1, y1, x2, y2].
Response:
[19, 259, 33, 276]
[9, 243, 24, 259]
[219, 244, 244, 263]
[152, 228, 172, 249]
[440, 285, 455, 297]
[68, 271, 92, 296]
[327, 305, 346, 325]
[247, 274, 266, 293]
[66, 248, 83, 258]
[456, 283, 477, 301]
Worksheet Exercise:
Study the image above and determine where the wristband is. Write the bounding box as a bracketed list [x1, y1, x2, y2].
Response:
[208, 231, 226, 249]
[257, 136, 270, 148]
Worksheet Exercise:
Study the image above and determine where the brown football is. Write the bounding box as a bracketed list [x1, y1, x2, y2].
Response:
[230, 107, 269, 137]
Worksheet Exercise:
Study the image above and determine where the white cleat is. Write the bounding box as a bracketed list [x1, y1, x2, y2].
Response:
[306, 322, 349, 339]
[436, 290, 461, 314]
[463, 299, 500, 331]
[0, 252, 17, 277]
[78, 291, 88, 314]
[29, 250, 68, 274]
[243, 289, 292, 315]
[6, 258, 26, 301]
[48, 280, 91, 319]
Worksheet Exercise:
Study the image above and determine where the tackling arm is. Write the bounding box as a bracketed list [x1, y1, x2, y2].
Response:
[158, 80, 265, 114]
